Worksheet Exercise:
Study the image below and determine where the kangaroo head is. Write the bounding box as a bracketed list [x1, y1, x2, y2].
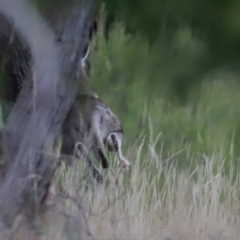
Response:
[105, 131, 123, 152]
[74, 142, 104, 184]
[106, 132, 130, 172]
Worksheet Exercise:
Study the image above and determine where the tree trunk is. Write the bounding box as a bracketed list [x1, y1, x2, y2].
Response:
[0, 0, 96, 230]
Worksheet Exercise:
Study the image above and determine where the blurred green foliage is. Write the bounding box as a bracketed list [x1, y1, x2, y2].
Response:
[30, 0, 240, 99]
[98, 0, 240, 99]
[89, 8, 240, 175]
[100, 0, 240, 57]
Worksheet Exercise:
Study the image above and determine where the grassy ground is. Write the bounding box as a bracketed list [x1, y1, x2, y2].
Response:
[39, 139, 240, 240]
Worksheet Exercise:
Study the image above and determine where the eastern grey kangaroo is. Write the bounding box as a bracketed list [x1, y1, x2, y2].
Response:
[61, 95, 130, 183]
[60, 38, 130, 183]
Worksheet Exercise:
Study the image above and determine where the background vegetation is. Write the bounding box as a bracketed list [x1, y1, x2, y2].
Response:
[88, 6, 240, 174]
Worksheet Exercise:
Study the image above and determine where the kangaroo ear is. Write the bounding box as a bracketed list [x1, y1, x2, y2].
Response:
[74, 142, 87, 158]
[106, 132, 119, 152]
[110, 133, 119, 152]
[75, 142, 104, 184]
[76, 142, 84, 152]
[81, 42, 90, 66]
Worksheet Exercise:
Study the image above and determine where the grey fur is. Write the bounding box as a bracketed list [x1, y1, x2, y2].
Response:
[60, 39, 130, 183]
[74, 142, 103, 184]
[61, 95, 130, 183]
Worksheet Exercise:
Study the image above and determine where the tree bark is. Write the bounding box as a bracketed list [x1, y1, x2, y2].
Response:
[0, 0, 96, 230]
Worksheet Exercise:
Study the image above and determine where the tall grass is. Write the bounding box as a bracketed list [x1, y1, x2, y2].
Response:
[40, 138, 240, 240]
[38, 10, 240, 239]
